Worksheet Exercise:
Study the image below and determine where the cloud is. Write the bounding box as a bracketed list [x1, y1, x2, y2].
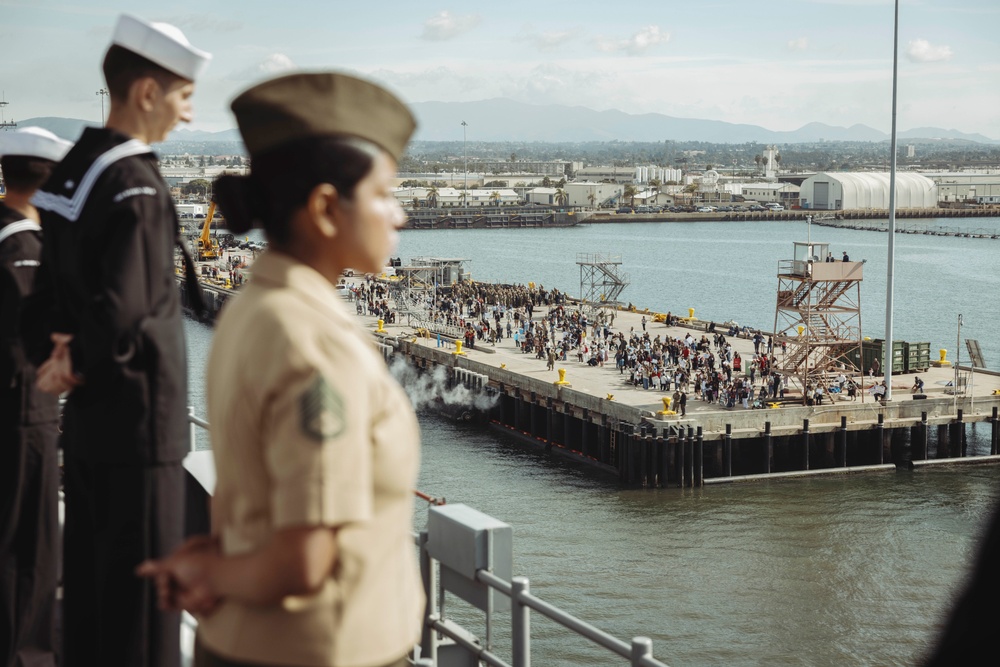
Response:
[788, 37, 808, 51]
[231, 53, 296, 81]
[257, 53, 296, 73]
[421, 11, 480, 41]
[161, 14, 244, 33]
[906, 39, 953, 63]
[500, 63, 610, 103]
[518, 28, 576, 52]
[596, 25, 669, 56]
[369, 66, 486, 97]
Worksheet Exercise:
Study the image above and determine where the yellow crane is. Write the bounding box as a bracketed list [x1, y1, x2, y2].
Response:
[196, 201, 219, 261]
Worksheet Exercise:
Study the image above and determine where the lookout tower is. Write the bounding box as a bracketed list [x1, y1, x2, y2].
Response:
[577, 253, 629, 317]
[773, 241, 863, 400]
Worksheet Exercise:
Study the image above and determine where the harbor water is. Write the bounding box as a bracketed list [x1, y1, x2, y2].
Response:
[184, 219, 1000, 666]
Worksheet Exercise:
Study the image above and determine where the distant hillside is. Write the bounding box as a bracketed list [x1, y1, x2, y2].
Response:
[168, 127, 242, 142]
[14, 118, 245, 152]
[16, 105, 999, 146]
[14, 117, 100, 141]
[407, 98, 998, 145]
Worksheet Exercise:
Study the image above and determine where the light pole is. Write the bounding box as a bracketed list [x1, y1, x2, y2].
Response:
[96, 88, 109, 125]
[461, 120, 468, 208]
[954, 314, 962, 415]
[882, 0, 900, 402]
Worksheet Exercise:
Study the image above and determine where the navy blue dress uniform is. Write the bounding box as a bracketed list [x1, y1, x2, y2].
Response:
[0, 127, 72, 667]
[31, 15, 210, 667]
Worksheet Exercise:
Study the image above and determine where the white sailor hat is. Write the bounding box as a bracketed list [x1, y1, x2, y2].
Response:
[111, 14, 212, 82]
[0, 127, 73, 162]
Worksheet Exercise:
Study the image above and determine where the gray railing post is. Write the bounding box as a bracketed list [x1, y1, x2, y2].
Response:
[631, 636, 653, 666]
[418, 531, 437, 666]
[188, 405, 197, 452]
[511, 576, 531, 667]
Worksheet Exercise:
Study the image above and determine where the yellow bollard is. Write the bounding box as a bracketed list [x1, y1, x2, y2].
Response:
[657, 396, 677, 416]
[688, 307, 695, 320]
[554, 368, 571, 386]
[606, 393, 615, 401]
[376, 319, 385, 333]
[500, 363, 506, 369]
[797, 325, 805, 336]
[931, 348, 951, 367]
[453, 340, 467, 356]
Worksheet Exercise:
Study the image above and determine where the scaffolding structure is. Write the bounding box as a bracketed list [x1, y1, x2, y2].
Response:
[577, 253, 629, 317]
[773, 241, 864, 399]
[384, 257, 466, 326]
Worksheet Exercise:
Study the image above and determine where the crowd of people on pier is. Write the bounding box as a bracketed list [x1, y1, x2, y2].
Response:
[351, 276, 885, 409]
[344, 276, 883, 411]
[394, 279, 811, 411]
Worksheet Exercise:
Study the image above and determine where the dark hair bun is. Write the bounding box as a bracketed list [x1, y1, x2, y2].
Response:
[214, 174, 265, 235]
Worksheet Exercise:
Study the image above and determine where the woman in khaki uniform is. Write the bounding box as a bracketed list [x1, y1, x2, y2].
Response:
[139, 72, 423, 667]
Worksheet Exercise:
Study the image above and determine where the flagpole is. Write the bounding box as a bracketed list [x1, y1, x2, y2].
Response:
[883, 0, 900, 401]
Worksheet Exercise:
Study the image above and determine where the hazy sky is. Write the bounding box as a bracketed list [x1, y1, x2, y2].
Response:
[2, 0, 998, 139]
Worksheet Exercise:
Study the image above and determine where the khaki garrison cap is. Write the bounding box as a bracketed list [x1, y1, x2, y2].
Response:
[230, 72, 416, 162]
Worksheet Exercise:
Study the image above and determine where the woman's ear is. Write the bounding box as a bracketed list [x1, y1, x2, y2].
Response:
[307, 183, 340, 238]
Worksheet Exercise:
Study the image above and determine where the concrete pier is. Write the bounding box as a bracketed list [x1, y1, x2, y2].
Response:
[175, 265, 1000, 486]
[358, 296, 1000, 486]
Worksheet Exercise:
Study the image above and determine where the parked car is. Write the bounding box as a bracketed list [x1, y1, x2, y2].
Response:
[749, 204, 767, 212]
[616, 206, 634, 214]
[696, 206, 714, 213]
[765, 203, 785, 211]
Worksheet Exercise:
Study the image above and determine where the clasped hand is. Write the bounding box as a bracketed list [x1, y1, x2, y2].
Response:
[136, 534, 222, 616]
[36, 333, 84, 395]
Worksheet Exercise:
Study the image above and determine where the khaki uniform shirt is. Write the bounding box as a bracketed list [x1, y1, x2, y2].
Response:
[200, 251, 424, 667]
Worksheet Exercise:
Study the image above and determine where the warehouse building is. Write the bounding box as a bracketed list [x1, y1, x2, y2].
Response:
[799, 172, 937, 210]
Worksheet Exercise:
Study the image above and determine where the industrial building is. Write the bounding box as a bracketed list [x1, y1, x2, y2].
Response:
[798, 172, 937, 210]
[564, 182, 624, 208]
[921, 172, 1000, 204]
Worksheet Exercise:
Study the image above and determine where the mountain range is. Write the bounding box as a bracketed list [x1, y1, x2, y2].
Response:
[16, 99, 998, 146]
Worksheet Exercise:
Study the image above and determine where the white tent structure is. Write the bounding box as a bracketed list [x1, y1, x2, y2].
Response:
[799, 172, 936, 210]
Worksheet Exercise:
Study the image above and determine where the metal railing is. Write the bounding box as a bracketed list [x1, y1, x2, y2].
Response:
[408, 315, 465, 340]
[186, 411, 671, 667]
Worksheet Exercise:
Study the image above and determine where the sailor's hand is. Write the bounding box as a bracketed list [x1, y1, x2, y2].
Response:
[36, 333, 84, 395]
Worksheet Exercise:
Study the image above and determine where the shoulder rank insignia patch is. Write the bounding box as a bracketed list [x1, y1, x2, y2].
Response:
[299, 375, 346, 442]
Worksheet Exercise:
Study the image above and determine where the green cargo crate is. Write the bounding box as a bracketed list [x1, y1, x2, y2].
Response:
[867, 339, 906, 374]
[905, 341, 931, 372]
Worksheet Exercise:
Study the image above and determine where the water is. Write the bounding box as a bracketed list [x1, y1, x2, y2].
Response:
[394, 217, 1000, 367]
[186, 220, 1000, 666]
[410, 418, 1000, 667]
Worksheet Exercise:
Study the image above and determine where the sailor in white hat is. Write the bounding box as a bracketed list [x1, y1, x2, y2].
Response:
[0, 125, 72, 667]
[31, 14, 211, 667]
